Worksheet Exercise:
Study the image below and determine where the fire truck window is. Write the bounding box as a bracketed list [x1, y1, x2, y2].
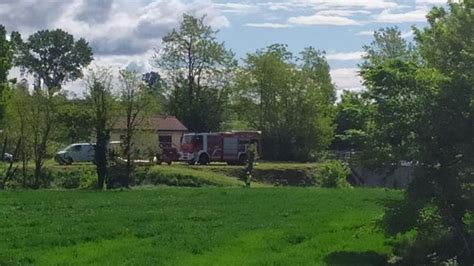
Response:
[193, 135, 203, 147]
[159, 136, 172, 147]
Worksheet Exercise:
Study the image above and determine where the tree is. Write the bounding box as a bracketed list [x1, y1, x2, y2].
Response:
[85, 68, 114, 190]
[332, 90, 370, 151]
[361, 26, 414, 70]
[4, 82, 32, 186]
[12, 29, 93, 95]
[27, 90, 58, 188]
[0, 25, 12, 84]
[7, 29, 93, 188]
[360, 2, 473, 263]
[156, 14, 237, 132]
[235, 44, 335, 161]
[142, 71, 168, 107]
[56, 99, 94, 143]
[0, 25, 13, 124]
[118, 69, 157, 185]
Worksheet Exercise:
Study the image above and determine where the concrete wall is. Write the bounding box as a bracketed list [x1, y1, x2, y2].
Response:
[350, 166, 415, 189]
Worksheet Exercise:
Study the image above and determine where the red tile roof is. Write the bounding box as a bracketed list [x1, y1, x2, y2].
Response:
[113, 116, 187, 132]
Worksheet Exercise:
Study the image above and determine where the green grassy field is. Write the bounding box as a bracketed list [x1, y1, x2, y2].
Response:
[0, 188, 400, 265]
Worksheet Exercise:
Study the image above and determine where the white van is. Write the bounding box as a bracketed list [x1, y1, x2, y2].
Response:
[55, 143, 96, 165]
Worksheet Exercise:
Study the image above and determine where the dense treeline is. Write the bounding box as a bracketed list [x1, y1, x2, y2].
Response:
[0, 15, 337, 165]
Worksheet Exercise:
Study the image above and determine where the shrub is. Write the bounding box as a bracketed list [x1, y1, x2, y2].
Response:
[315, 160, 351, 188]
[141, 166, 242, 187]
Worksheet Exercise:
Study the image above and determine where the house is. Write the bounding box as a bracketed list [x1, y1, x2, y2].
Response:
[111, 116, 188, 149]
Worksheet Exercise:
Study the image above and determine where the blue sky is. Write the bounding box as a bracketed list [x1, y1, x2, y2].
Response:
[0, 0, 447, 95]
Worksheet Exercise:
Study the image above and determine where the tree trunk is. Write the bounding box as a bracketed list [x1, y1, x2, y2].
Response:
[95, 129, 108, 190]
[34, 159, 41, 189]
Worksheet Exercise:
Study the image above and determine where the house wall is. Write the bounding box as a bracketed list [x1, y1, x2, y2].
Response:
[110, 130, 184, 152]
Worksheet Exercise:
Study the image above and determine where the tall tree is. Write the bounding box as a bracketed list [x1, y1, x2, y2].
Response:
[156, 14, 236, 132]
[12, 29, 93, 95]
[118, 69, 156, 185]
[361, 26, 414, 70]
[0, 25, 13, 124]
[0, 25, 12, 85]
[360, 2, 473, 263]
[85, 68, 114, 190]
[7, 29, 93, 188]
[235, 44, 335, 161]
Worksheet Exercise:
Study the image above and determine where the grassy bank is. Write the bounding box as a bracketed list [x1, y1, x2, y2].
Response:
[1, 161, 318, 189]
[0, 188, 400, 265]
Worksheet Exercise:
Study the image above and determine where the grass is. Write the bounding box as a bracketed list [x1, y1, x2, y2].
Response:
[3, 160, 316, 188]
[142, 165, 270, 187]
[0, 188, 400, 265]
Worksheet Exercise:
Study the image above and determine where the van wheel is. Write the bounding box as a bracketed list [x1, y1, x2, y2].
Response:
[65, 157, 73, 165]
[198, 154, 209, 165]
[238, 154, 248, 165]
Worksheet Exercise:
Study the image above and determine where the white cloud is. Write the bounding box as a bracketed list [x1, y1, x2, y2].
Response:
[288, 14, 362, 26]
[2, 0, 231, 97]
[330, 68, 363, 91]
[326, 51, 365, 61]
[356, 30, 375, 36]
[215, 3, 258, 13]
[415, 0, 446, 4]
[1, 0, 230, 57]
[373, 8, 429, 23]
[315, 9, 371, 17]
[289, 0, 399, 10]
[245, 23, 292, 28]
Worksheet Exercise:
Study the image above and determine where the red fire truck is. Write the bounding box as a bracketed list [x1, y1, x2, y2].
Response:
[179, 131, 261, 165]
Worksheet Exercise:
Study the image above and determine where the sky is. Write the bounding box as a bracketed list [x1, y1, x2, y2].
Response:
[0, 0, 447, 97]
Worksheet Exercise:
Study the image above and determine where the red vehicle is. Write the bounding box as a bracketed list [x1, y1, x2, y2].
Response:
[179, 131, 261, 165]
[156, 143, 179, 165]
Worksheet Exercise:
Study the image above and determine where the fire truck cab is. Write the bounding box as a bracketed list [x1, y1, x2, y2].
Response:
[179, 131, 261, 165]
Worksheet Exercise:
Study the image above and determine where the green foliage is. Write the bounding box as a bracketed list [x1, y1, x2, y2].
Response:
[332, 91, 370, 151]
[56, 99, 94, 143]
[315, 160, 351, 188]
[157, 14, 237, 132]
[140, 166, 243, 187]
[0, 188, 399, 264]
[361, 26, 415, 70]
[360, 2, 474, 263]
[12, 29, 93, 94]
[84, 68, 115, 190]
[0, 25, 13, 124]
[53, 167, 97, 189]
[235, 44, 336, 161]
[118, 69, 159, 186]
[0, 25, 12, 84]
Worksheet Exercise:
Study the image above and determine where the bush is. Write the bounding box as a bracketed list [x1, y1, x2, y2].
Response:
[140, 166, 242, 187]
[52, 167, 97, 189]
[315, 160, 351, 188]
